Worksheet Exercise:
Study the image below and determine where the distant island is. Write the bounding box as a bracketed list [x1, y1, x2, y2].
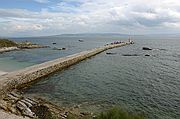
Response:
[0, 38, 48, 53]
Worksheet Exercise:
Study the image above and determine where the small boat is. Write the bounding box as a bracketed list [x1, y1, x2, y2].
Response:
[52, 42, 57, 44]
[130, 41, 134, 44]
[78, 39, 84, 42]
[142, 47, 152, 50]
[145, 54, 150, 56]
[53, 47, 66, 50]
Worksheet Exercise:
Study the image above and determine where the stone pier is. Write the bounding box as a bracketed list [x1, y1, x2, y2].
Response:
[0, 42, 132, 98]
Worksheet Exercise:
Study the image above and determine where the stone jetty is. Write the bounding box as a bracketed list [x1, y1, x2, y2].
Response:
[0, 42, 132, 98]
[0, 41, 133, 118]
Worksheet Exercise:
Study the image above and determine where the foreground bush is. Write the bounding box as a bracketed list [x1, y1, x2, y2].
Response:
[94, 107, 145, 119]
[66, 107, 145, 119]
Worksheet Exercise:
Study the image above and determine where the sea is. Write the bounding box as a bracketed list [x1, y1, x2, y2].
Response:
[0, 34, 179, 119]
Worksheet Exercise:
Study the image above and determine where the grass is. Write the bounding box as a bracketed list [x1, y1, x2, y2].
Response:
[94, 107, 145, 119]
[0, 38, 17, 47]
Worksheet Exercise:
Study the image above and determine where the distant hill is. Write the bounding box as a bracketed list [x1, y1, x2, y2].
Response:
[4, 33, 180, 39]
[54, 33, 130, 37]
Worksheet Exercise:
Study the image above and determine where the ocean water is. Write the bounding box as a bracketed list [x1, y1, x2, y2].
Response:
[0, 35, 124, 71]
[1, 34, 180, 119]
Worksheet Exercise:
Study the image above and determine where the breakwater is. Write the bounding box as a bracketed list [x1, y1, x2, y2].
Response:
[0, 42, 132, 98]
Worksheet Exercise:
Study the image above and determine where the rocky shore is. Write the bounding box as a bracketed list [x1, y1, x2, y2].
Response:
[0, 90, 92, 119]
[0, 110, 30, 119]
[17, 41, 49, 49]
[0, 39, 48, 54]
[0, 47, 19, 53]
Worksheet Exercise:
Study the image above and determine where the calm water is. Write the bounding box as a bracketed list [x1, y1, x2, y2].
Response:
[0, 35, 126, 71]
[1, 35, 180, 119]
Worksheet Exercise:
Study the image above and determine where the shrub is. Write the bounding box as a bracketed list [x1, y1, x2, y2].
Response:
[94, 107, 145, 119]
[0, 39, 17, 47]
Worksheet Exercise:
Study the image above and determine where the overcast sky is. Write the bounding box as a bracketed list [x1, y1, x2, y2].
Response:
[0, 0, 180, 37]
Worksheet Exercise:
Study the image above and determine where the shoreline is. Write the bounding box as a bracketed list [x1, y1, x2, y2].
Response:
[0, 45, 48, 54]
[0, 47, 19, 53]
[0, 39, 49, 54]
[0, 71, 8, 76]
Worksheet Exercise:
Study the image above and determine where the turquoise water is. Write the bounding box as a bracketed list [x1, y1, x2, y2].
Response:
[1, 35, 180, 119]
[0, 57, 35, 72]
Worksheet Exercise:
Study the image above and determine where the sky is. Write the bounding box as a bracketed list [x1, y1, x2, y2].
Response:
[1, 0, 180, 37]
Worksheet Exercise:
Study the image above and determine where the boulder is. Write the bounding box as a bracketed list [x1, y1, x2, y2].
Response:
[16, 101, 35, 118]
[106, 52, 117, 55]
[78, 39, 84, 42]
[145, 54, 150, 56]
[122, 54, 139, 56]
[142, 47, 152, 50]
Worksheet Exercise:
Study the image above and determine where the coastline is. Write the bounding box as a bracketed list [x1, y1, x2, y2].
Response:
[0, 39, 49, 54]
[0, 47, 19, 53]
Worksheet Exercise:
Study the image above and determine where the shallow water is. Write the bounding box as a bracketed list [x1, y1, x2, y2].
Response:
[0, 57, 35, 72]
[1, 35, 180, 119]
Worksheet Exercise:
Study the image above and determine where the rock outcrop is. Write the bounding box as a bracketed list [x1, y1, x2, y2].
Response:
[0, 47, 19, 53]
[17, 41, 49, 49]
[0, 39, 48, 53]
[142, 47, 152, 50]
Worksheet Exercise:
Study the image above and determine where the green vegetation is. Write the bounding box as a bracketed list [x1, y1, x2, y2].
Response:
[0, 38, 17, 47]
[94, 107, 145, 119]
[66, 107, 145, 119]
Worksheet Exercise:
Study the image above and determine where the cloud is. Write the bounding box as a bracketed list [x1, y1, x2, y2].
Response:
[33, 0, 49, 3]
[49, 2, 81, 13]
[1, 0, 180, 36]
